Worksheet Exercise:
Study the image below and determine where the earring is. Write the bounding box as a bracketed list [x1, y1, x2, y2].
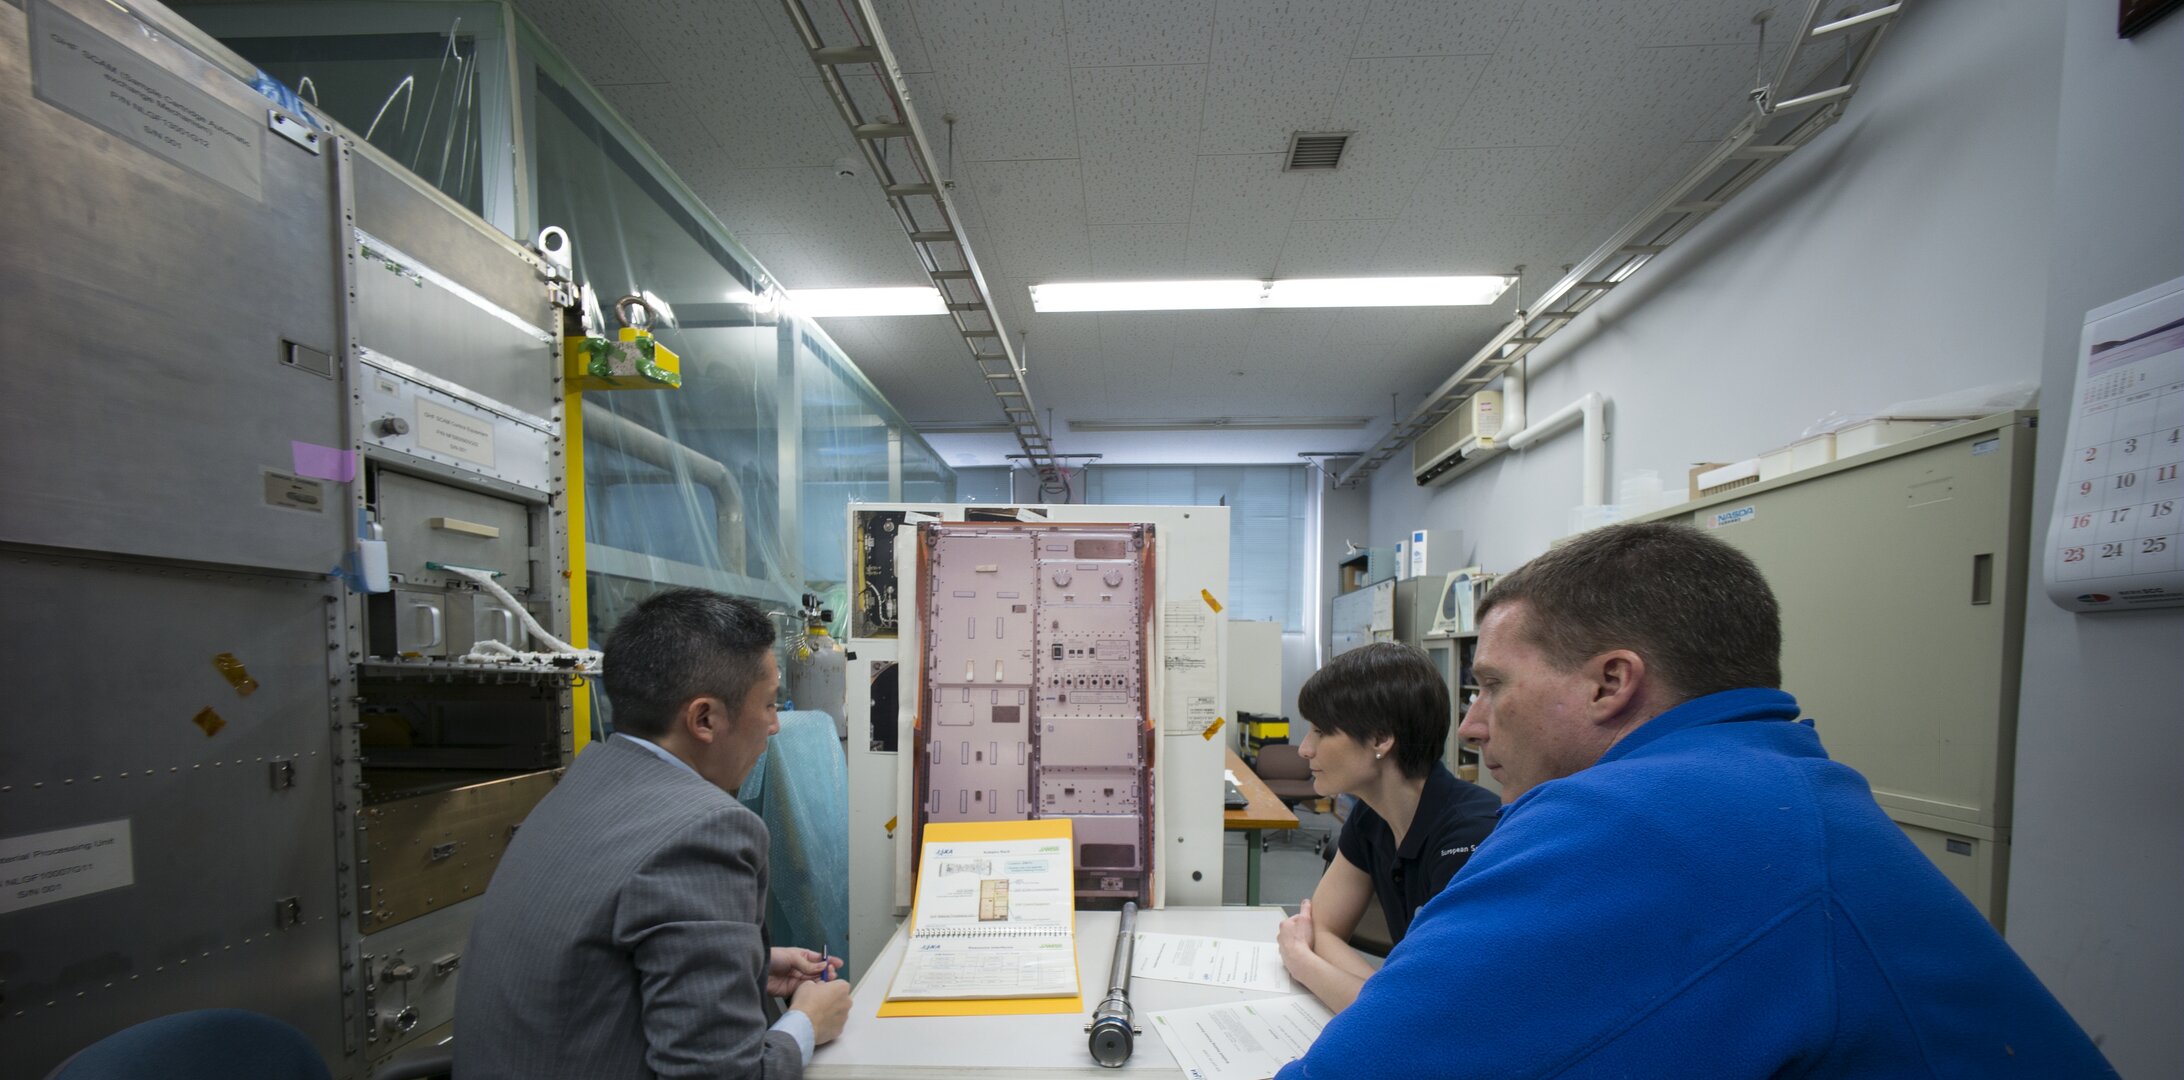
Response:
[1374, 752, 1383, 760]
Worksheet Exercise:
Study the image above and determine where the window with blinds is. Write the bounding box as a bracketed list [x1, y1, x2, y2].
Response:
[1085, 465, 1308, 632]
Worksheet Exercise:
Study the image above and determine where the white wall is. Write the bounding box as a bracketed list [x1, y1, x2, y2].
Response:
[1369, 0, 2061, 567]
[2007, 4, 2184, 1077]
[1367, 0, 2180, 1072]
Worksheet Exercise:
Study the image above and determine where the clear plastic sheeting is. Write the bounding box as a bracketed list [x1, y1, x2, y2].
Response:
[189, 3, 516, 228]
[738, 711, 852, 973]
[178, 0, 955, 666]
[522, 27, 952, 651]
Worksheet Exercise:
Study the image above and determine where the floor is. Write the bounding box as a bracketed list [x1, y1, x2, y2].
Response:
[1221, 805, 1342, 911]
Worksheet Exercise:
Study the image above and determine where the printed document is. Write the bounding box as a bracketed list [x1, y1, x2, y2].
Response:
[1132, 931, 1299, 994]
[1150, 995, 1333, 1080]
[885, 820, 1079, 1001]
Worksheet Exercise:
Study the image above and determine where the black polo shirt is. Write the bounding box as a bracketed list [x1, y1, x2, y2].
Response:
[1336, 762, 1501, 944]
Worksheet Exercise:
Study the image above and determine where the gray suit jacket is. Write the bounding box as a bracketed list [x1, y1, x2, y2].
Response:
[455, 736, 800, 1079]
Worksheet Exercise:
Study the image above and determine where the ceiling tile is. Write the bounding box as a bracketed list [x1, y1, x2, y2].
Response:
[810, 314, 995, 420]
[962, 158, 1093, 280]
[1372, 209, 1584, 277]
[1294, 54, 1490, 220]
[551, 0, 1891, 448]
[1197, 0, 1369, 155]
[1273, 217, 1395, 276]
[1063, 0, 1216, 66]
[513, 0, 661, 88]
[1184, 153, 1305, 275]
[1350, 0, 1524, 58]
[1089, 223, 1190, 276]
[909, 0, 1080, 160]
[600, 82, 724, 158]
[1437, 0, 1654, 149]
[1073, 64, 1208, 225]
[1412, 145, 1577, 218]
[621, 0, 810, 86]
[1569, 43, 1754, 151]
[690, 165, 907, 250]
[870, 0, 936, 73]
[1638, 0, 1785, 47]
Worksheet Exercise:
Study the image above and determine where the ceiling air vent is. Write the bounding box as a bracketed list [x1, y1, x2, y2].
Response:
[1284, 131, 1351, 171]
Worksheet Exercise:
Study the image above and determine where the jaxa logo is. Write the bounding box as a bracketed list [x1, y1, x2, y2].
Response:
[933, 847, 956, 857]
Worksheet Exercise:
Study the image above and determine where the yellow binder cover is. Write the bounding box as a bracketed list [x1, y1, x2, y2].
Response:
[876, 819, 1083, 1018]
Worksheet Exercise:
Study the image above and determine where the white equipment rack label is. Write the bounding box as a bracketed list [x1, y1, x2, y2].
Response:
[1, 820, 136, 915]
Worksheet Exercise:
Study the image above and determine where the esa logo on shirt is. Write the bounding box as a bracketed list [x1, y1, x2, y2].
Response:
[1440, 844, 1476, 857]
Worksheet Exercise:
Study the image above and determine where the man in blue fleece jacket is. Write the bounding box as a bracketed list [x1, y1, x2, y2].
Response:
[1276, 522, 2113, 1079]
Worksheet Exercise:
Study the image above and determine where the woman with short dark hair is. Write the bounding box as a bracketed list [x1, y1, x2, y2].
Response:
[1274, 641, 1500, 1013]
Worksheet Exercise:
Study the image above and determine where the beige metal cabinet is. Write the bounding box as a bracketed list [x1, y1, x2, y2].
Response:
[1631, 411, 2037, 926]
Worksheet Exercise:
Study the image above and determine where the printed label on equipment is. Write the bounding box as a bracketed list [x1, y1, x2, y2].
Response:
[416, 400, 498, 467]
[262, 469, 326, 513]
[0, 820, 135, 915]
[1971, 437, 2000, 456]
[29, 2, 264, 200]
[1712, 506, 1757, 528]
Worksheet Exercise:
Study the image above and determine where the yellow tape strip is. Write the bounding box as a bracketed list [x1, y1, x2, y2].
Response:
[1201, 716, 1225, 740]
[192, 706, 226, 737]
[1201, 588, 1223, 613]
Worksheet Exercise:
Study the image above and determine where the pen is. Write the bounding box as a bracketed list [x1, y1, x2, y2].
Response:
[816, 944, 833, 981]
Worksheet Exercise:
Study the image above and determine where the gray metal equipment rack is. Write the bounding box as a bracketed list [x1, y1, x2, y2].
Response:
[0, 1, 577, 1074]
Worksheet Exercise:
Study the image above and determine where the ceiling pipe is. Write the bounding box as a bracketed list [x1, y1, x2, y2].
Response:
[1504, 392, 1607, 507]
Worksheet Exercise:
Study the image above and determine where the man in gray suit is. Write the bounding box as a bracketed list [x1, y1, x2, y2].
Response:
[457, 588, 853, 1078]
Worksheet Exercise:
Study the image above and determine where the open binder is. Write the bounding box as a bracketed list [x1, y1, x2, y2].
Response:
[877, 819, 1083, 1017]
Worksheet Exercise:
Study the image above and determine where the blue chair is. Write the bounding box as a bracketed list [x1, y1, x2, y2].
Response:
[45, 1008, 330, 1080]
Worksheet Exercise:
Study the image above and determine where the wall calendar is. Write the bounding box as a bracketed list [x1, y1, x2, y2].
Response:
[2045, 276, 2184, 611]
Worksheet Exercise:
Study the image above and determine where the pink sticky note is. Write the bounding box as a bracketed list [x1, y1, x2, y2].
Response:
[292, 441, 358, 483]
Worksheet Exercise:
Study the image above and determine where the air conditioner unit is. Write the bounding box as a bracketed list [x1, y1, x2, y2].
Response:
[1412, 391, 1503, 486]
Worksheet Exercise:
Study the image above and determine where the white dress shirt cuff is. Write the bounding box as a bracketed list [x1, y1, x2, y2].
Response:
[772, 1007, 816, 1065]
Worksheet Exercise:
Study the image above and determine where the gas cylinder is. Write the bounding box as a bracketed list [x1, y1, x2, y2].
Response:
[788, 593, 848, 738]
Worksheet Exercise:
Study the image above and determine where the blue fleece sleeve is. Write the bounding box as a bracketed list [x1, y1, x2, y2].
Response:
[1276, 765, 1834, 1080]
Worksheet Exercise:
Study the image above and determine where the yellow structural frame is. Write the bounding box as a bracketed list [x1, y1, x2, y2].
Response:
[565, 379, 593, 756]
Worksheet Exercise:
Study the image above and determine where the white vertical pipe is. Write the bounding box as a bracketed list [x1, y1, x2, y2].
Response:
[1504, 391, 1608, 506]
[1500, 359, 1527, 440]
[1581, 393, 1605, 507]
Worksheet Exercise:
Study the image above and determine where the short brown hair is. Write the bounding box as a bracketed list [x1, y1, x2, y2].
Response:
[1296, 642, 1449, 779]
[1477, 522, 1781, 701]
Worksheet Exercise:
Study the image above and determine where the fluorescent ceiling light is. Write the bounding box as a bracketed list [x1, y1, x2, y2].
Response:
[786, 286, 946, 318]
[1069, 416, 1373, 432]
[1029, 275, 1512, 313]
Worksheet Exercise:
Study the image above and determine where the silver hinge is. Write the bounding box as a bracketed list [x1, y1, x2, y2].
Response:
[274, 895, 303, 929]
[268, 759, 296, 791]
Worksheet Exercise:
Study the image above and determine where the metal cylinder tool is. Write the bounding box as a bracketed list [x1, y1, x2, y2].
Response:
[1088, 902, 1139, 1067]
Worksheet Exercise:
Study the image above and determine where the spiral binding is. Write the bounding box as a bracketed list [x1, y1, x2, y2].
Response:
[914, 924, 1070, 939]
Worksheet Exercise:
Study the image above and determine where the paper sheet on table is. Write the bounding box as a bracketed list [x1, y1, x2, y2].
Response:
[1150, 995, 1332, 1080]
[1132, 932, 1299, 993]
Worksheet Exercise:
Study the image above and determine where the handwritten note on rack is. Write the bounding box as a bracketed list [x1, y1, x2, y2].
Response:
[2043, 275, 2184, 611]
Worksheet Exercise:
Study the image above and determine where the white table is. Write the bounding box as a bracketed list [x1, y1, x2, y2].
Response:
[809, 905, 1293, 1078]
